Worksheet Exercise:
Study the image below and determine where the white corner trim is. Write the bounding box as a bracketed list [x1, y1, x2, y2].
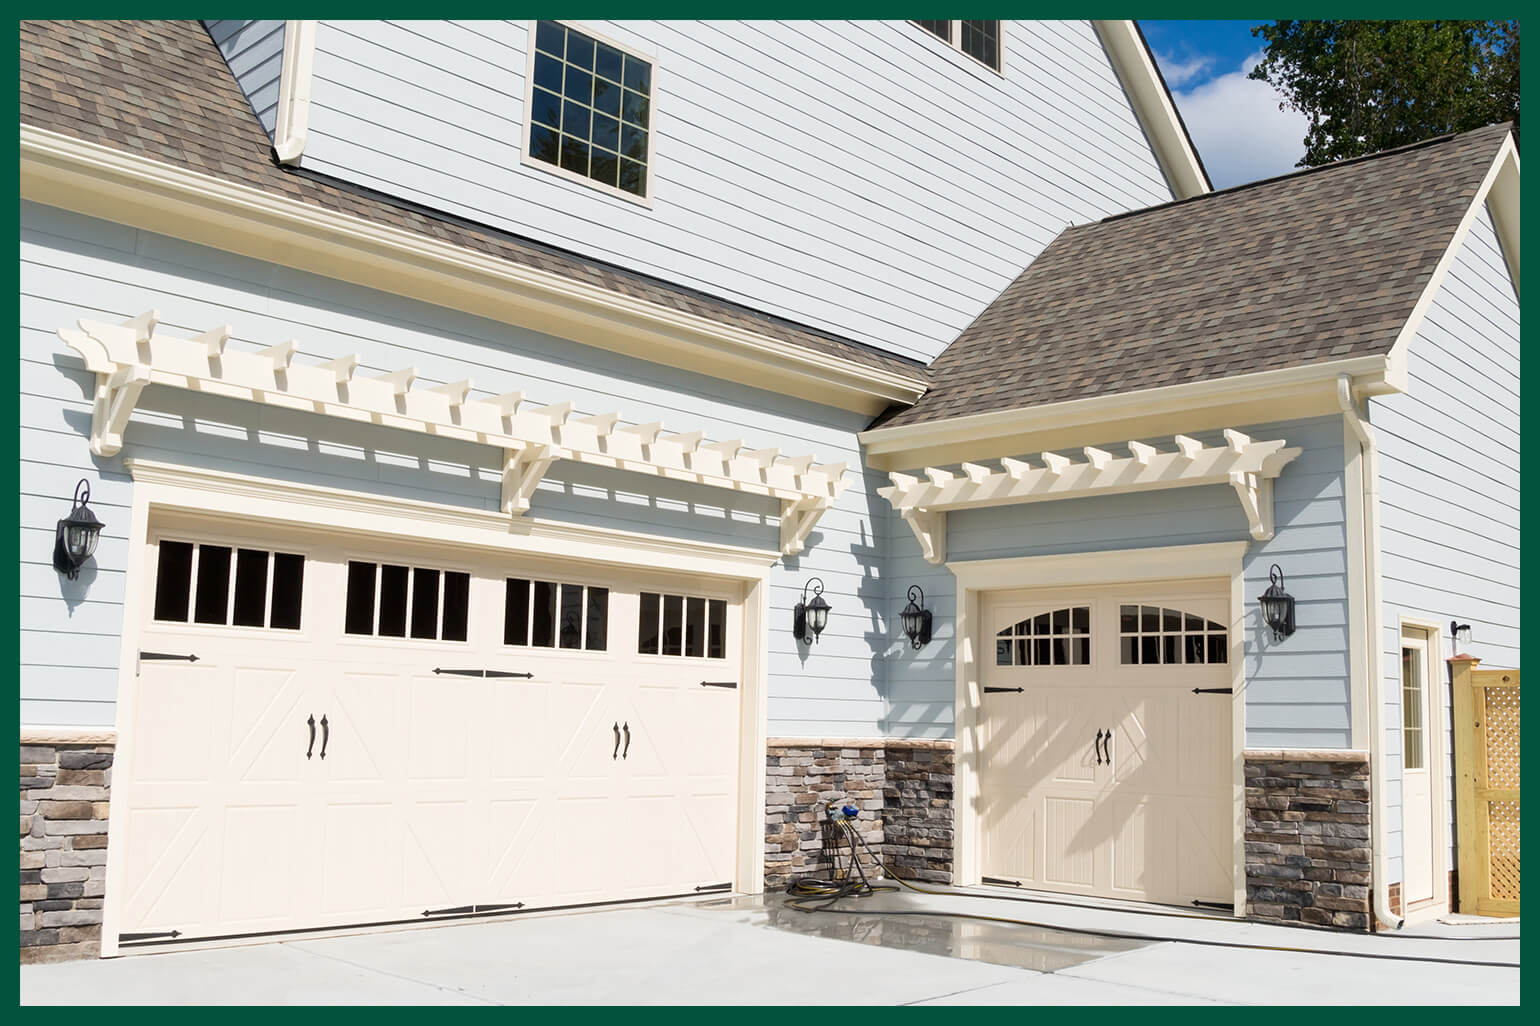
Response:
[62, 311, 845, 555]
[948, 540, 1247, 592]
[1386, 134, 1520, 376]
[882, 433, 1298, 564]
[1092, 20, 1209, 199]
[272, 20, 316, 164]
[18, 125, 927, 416]
[124, 457, 781, 579]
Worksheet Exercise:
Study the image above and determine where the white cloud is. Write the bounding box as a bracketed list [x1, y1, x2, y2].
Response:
[1172, 53, 1310, 189]
[1153, 50, 1214, 89]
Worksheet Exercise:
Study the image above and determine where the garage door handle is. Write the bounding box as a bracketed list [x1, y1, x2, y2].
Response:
[319, 715, 330, 760]
[306, 714, 316, 760]
[1101, 727, 1112, 766]
[613, 722, 621, 760]
[622, 722, 631, 760]
[1094, 729, 1104, 765]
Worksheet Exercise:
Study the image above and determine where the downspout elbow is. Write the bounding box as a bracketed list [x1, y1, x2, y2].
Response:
[1338, 374, 1404, 932]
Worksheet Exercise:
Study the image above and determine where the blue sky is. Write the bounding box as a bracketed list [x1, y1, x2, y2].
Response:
[1138, 20, 1309, 189]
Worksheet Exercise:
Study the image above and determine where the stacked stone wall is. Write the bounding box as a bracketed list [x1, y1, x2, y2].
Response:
[21, 741, 113, 963]
[764, 739, 953, 890]
[1244, 751, 1371, 930]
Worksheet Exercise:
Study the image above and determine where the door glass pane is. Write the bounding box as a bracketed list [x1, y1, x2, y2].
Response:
[153, 540, 194, 622]
[345, 561, 377, 635]
[193, 545, 232, 624]
[662, 594, 684, 656]
[532, 580, 556, 647]
[378, 564, 409, 637]
[441, 571, 470, 642]
[410, 567, 440, 640]
[1402, 647, 1424, 770]
[586, 587, 609, 651]
[269, 552, 304, 630]
[638, 591, 660, 654]
[231, 548, 269, 627]
[707, 598, 726, 659]
[559, 583, 583, 649]
[685, 597, 706, 657]
[504, 578, 530, 646]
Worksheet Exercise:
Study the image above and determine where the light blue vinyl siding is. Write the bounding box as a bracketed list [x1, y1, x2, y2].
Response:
[21, 199, 887, 735]
[884, 416, 1351, 747]
[205, 20, 286, 140]
[296, 19, 1174, 364]
[1373, 202, 1520, 884]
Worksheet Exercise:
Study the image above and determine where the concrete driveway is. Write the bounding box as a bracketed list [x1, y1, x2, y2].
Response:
[21, 889, 1520, 1005]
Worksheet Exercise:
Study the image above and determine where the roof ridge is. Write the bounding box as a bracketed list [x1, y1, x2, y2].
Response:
[1099, 121, 1512, 226]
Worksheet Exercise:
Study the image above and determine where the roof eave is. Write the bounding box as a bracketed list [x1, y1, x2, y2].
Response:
[859, 353, 1399, 470]
[20, 124, 927, 415]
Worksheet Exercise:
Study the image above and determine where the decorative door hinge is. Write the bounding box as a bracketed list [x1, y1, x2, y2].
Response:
[700, 680, 737, 689]
[1191, 687, 1234, 695]
[421, 901, 526, 917]
[983, 686, 1024, 694]
[432, 668, 535, 679]
[119, 929, 182, 942]
[981, 876, 1022, 887]
[693, 882, 732, 893]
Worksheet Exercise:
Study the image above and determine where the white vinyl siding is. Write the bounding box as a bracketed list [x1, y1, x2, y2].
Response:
[204, 20, 286, 140]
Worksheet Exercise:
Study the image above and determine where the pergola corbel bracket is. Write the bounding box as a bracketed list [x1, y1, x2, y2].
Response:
[878, 432, 1301, 562]
[58, 312, 847, 551]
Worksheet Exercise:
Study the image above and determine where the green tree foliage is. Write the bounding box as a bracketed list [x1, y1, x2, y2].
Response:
[1249, 20, 1519, 166]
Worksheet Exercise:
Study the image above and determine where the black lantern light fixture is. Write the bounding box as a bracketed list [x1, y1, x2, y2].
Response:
[1450, 621, 1472, 646]
[53, 479, 105, 581]
[793, 577, 831, 645]
[900, 585, 932, 650]
[1258, 563, 1296, 642]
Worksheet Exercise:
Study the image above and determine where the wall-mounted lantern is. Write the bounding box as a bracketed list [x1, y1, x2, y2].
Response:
[53, 479, 105, 581]
[900, 585, 932, 650]
[793, 577, 830, 645]
[1258, 563, 1296, 642]
[1450, 621, 1472, 646]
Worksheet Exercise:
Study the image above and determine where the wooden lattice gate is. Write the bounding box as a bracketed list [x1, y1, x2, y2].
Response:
[1451, 659, 1520, 916]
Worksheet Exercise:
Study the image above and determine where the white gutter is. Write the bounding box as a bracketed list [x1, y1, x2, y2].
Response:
[1338, 373, 1403, 932]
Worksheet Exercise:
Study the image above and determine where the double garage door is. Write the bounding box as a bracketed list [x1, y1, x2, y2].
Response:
[978, 580, 1236, 907]
[111, 517, 742, 949]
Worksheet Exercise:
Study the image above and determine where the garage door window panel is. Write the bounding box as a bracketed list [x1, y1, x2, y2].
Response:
[995, 605, 1090, 666]
[345, 560, 470, 642]
[153, 539, 305, 631]
[1119, 604, 1227, 665]
[504, 577, 608, 651]
[639, 591, 729, 659]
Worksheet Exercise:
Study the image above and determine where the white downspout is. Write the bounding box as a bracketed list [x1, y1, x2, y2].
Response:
[1337, 374, 1404, 931]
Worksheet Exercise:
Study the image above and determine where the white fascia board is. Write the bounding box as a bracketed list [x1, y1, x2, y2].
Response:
[859, 354, 1395, 469]
[1385, 134, 1520, 375]
[18, 125, 927, 415]
[272, 20, 317, 164]
[1092, 20, 1210, 199]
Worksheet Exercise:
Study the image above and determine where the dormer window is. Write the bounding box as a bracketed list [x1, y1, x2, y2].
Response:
[525, 20, 653, 202]
[913, 20, 1002, 73]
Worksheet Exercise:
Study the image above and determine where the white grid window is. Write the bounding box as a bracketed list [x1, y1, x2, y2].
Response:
[996, 606, 1090, 667]
[912, 20, 1002, 72]
[1119, 605, 1228, 666]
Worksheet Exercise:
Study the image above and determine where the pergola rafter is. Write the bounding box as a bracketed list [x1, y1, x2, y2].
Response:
[61, 312, 847, 555]
[878, 431, 1301, 564]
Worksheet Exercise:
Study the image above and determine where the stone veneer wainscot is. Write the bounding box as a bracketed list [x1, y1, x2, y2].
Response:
[1244, 749, 1372, 930]
[764, 739, 953, 890]
[21, 735, 114, 963]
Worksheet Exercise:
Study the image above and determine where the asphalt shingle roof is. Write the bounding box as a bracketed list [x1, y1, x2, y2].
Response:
[18, 19, 926, 384]
[877, 122, 1512, 429]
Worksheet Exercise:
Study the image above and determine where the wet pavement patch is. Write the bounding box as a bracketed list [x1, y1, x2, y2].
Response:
[698, 894, 1149, 974]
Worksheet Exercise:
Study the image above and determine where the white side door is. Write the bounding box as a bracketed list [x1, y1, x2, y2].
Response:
[1399, 629, 1436, 908]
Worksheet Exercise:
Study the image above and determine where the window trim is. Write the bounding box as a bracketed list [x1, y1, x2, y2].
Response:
[520, 20, 658, 208]
[910, 19, 1006, 77]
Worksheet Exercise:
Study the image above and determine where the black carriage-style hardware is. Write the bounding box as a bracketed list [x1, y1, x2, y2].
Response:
[319, 715, 329, 760]
[621, 722, 631, 760]
[432, 668, 535, 678]
[1094, 728, 1105, 765]
[119, 929, 182, 941]
[421, 901, 526, 918]
[140, 651, 199, 662]
[306, 714, 316, 759]
[700, 680, 738, 689]
[613, 722, 622, 760]
[693, 882, 732, 893]
[1191, 687, 1235, 695]
[983, 686, 1024, 694]
[1192, 900, 1233, 911]
[981, 876, 1022, 887]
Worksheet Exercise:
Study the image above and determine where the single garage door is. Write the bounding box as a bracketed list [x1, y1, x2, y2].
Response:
[112, 518, 742, 949]
[978, 580, 1234, 907]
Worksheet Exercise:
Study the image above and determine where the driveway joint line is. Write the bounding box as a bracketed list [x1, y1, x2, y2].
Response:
[282, 940, 502, 1005]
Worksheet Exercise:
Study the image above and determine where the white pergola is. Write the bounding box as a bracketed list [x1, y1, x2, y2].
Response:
[878, 431, 1302, 564]
[60, 312, 847, 556]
